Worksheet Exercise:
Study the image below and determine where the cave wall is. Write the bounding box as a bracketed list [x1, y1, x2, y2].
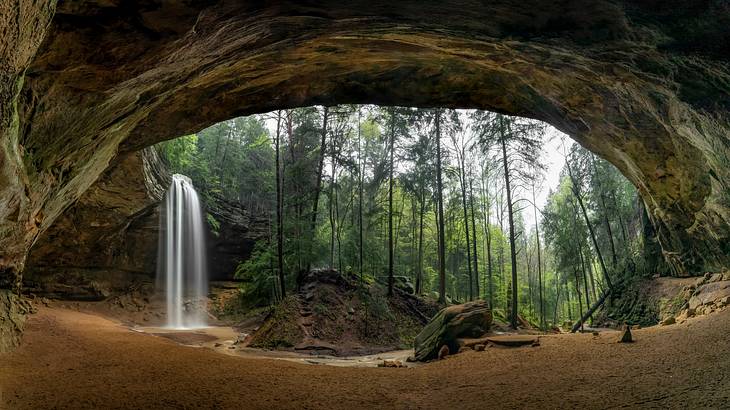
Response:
[1, 0, 729, 351]
[22, 147, 169, 299]
[23, 147, 268, 299]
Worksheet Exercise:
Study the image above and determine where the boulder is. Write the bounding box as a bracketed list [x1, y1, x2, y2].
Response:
[688, 281, 730, 311]
[660, 316, 676, 326]
[413, 300, 492, 361]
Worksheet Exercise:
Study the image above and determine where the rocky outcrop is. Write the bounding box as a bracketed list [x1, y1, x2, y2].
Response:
[0, 290, 34, 352]
[414, 301, 492, 361]
[23, 148, 267, 298]
[2, 1, 729, 350]
[205, 193, 269, 281]
[23, 148, 170, 299]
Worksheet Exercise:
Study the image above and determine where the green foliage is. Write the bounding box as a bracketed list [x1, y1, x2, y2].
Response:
[158, 116, 274, 210]
[234, 241, 278, 307]
[206, 213, 220, 237]
[157, 105, 643, 329]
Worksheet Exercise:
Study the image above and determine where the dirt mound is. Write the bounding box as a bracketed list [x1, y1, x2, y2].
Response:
[248, 269, 439, 355]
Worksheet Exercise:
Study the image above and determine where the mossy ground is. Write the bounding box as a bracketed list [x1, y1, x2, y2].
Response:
[245, 270, 439, 354]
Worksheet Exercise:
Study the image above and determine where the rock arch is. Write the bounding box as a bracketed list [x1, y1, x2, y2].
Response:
[1, 1, 729, 350]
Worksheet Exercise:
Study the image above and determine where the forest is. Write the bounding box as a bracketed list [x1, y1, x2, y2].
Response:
[159, 106, 648, 331]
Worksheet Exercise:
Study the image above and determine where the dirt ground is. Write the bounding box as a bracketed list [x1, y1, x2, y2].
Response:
[1, 306, 729, 409]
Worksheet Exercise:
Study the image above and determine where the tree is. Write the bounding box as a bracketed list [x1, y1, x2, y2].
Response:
[474, 111, 545, 328]
[309, 107, 329, 271]
[274, 111, 286, 298]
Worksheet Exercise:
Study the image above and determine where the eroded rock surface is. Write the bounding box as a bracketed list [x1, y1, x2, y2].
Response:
[22, 148, 169, 299]
[2, 1, 729, 350]
[414, 300, 492, 361]
[23, 148, 267, 299]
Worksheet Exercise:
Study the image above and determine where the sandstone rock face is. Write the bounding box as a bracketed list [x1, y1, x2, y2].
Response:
[0, 290, 35, 352]
[688, 281, 730, 312]
[22, 148, 267, 299]
[205, 193, 269, 281]
[1, 1, 729, 350]
[22, 148, 169, 299]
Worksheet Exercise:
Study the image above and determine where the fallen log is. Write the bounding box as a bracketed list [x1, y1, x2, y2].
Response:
[571, 288, 612, 333]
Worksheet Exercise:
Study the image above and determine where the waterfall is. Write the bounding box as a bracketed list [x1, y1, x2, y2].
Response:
[157, 174, 208, 329]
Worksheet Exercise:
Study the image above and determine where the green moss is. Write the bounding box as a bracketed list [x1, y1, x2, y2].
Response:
[248, 297, 303, 349]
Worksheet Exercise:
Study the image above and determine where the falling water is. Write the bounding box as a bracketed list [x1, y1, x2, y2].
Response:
[157, 174, 208, 329]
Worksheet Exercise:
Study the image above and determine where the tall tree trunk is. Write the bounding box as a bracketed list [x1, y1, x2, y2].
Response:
[458, 156, 474, 300]
[481, 166, 493, 309]
[329, 131, 337, 269]
[275, 111, 286, 299]
[435, 109, 447, 304]
[566, 159, 613, 289]
[416, 188, 425, 295]
[584, 247, 598, 301]
[553, 277, 562, 326]
[283, 112, 302, 274]
[387, 108, 395, 297]
[531, 184, 545, 330]
[357, 108, 364, 282]
[500, 115, 519, 329]
[573, 269, 584, 332]
[308, 106, 329, 271]
[469, 177, 480, 299]
[591, 154, 618, 268]
[578, 246, 591, 307]
[565, 280, 573, 320]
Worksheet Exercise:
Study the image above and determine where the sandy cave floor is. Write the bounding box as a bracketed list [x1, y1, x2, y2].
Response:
[1, 307, 730, 409]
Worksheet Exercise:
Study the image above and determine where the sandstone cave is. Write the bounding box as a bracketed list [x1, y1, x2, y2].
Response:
[1, 1, 730, 409]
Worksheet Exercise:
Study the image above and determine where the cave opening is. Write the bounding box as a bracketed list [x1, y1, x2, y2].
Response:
[2, 1, 730, 407]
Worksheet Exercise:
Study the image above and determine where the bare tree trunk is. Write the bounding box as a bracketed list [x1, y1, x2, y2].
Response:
[458, 155, 474, 300]
[531, 184, 545, 330]
[553, 276, 562, 326]
[578, 245, 592, 310]
[357, 108, 364, 282]
[571, 289, 612, 333]
[435, 109, 447, 304]
[275, 111, 286, 299]
[565, 280, 573, 321]
[573, 269, 584, 332]
[329, 130, 337, 269]
[416, 188, 425, 295]
[469, 177, 480, 299]
[500, 115, 519, 329]
[481, 166, 493, 309]
[566, 159, 613, 289]
[308, 107, 329, 271]
[584, 247, 598, 301]
[591, 154, 618, 267]
[388, 108, 395, 297]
